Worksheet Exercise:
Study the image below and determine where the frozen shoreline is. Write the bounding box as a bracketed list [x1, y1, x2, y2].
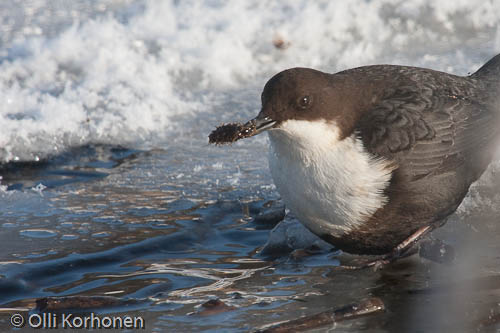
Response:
[1, 0, 499, 163]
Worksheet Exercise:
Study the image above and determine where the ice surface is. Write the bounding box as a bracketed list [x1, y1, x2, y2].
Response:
[0, 0, 499, 163]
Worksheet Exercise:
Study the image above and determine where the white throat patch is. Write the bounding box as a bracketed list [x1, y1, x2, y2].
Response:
[267, 119, 394, 237]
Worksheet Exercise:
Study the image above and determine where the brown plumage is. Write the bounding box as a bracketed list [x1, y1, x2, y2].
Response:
[215, 54, 500, 255]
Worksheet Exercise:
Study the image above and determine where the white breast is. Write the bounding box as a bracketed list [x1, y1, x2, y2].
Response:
[267, 119, 394, 237]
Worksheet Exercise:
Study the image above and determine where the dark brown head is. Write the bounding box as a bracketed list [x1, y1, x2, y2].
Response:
[246, 67, 371, 138]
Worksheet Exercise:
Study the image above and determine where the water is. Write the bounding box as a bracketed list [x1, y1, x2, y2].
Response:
[0, 1, 500, 332]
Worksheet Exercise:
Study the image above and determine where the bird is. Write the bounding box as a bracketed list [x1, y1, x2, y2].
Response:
[238, 54, 500, 261]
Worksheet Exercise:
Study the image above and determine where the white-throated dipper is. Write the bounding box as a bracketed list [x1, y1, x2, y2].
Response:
[210, 54, 500, 260]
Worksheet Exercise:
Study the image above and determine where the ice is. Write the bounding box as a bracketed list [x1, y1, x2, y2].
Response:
[0, 176, 7, 193]
[456, 159, 500, 218]
[0, 0, 499, 163]
[19, 229, 58, 238]
[260, 218, 332, 257]
[211, 162, 224, 170]
[31, 183, 47, 196]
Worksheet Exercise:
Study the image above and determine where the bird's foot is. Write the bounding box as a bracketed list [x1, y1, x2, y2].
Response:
[337, 225, 433, 270]
[340, 247, 419, 271]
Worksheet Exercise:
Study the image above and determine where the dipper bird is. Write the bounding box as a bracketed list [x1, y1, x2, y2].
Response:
[220, 54, 500, 261]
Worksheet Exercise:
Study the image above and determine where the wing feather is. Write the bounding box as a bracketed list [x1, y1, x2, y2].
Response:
[357, 70, 497, 182]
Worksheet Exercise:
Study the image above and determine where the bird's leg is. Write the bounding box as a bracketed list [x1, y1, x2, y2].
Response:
[366, 225, 432, 269]
[339, 225, 433, 270]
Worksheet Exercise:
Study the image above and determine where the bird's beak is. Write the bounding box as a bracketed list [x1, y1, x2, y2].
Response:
[244, 112, 277, 137]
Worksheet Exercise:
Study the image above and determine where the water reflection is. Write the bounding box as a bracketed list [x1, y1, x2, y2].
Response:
[0, 145, 499, 332]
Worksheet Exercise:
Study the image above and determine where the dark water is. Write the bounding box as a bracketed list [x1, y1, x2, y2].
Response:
[1, 144, 500, 332]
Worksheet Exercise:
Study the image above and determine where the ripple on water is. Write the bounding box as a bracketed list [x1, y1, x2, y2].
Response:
[19, 249, 58, 259]
[61, 234, 79, 240]
[92, 232, 110, 238]
[19, 229, 58, 238]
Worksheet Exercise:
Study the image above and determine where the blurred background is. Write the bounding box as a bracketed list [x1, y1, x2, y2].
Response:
[0, 1, 499, 331]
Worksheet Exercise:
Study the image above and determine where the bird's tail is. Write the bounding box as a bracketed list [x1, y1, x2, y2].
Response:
[474, 54, 500, 133]
[472, 53, 500, 80]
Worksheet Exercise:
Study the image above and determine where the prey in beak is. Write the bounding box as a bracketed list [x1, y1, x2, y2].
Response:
[208, 113, 277, 145]
[251, 113, 277, 134]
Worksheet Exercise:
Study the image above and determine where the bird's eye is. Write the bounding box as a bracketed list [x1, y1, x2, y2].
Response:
[298, 95, 312, 109]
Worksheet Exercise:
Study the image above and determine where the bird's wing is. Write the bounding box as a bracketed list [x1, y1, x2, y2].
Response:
[357, 72, 497, 181]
